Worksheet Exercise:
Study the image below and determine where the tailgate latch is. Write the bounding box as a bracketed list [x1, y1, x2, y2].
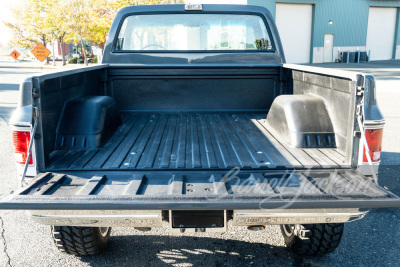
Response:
[356, 86, 364, 96]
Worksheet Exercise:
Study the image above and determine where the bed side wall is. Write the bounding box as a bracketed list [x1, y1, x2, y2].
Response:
[285, 68, 357, 163]
[38, 68, 106, 168]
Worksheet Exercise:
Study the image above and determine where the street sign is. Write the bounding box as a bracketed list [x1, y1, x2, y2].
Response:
[31, 43, 51, 62]
[10, 49, 21, 60]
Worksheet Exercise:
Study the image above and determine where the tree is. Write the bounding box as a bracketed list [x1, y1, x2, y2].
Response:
[88, 0, 184, 49]
[5, 0, 184, 65]
[64, 0, 184, 65]
[46, 0, 70, 65]
[4, 0, 52, 62]
[61, 0, 105, 66]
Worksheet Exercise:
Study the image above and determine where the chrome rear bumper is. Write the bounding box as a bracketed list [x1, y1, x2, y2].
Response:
[29, 208, 367, 228]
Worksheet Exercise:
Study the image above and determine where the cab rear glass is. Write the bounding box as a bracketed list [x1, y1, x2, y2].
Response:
[114, 14, 274, 52]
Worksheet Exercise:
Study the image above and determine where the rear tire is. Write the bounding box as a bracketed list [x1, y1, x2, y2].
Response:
[52, 226, 111, 256]
[280, 223, 344, 256]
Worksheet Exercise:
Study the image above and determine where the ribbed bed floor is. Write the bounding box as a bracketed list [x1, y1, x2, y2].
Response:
[47, 113, 348, 170]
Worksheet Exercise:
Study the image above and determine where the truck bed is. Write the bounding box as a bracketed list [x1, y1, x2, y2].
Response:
[47, 113, 347, 171]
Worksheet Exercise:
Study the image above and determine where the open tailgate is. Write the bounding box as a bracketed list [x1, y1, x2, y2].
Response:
[1, 170, 400, 210]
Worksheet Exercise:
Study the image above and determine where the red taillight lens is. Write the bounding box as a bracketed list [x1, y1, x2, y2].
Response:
[12, 131, 33, 164]
[363, 128, 383, 163]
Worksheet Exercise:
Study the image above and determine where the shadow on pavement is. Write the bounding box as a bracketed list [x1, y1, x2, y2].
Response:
[362, 152, 400, 215]
[0, 83, 20, 91]
[78, 234, 327, 267]
[377, 152, 400, 197]
[0, 106, 17, 124]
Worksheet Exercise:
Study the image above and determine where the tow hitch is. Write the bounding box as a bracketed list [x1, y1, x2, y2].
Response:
[169, 210, 227, 233]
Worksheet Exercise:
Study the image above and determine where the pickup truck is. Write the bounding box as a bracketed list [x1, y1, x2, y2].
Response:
[2, 4, 400, 256]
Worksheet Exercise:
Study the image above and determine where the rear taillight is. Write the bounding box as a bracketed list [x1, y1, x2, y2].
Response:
[363, 128, 383, 163]
[12, 131, 33, 164]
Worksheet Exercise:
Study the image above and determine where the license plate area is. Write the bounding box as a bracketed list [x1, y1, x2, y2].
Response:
[169, 210, 227, 233]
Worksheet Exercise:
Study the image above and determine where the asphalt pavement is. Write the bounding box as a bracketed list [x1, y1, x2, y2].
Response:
[0, 61, 400, 267]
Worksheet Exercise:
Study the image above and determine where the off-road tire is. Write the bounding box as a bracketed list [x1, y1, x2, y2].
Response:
[280, 223, 344, 256]
[52, 226, 111, 256]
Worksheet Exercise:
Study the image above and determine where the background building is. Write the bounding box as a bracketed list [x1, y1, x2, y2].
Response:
[248, 0, 400, 63]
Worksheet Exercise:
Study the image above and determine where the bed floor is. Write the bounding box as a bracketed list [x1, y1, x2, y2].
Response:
[47, 113, 348, 170]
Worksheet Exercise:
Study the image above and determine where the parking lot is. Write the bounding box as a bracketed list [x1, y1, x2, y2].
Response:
[0, 61, 400, 266]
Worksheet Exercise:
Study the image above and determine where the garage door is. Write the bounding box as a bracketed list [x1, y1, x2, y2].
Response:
[366, 7, 397, 61]
[276, 3, 313, 63]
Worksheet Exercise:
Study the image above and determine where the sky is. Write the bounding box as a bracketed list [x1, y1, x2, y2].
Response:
[0, 0, 15, 47]
[0, 0, 247, 48]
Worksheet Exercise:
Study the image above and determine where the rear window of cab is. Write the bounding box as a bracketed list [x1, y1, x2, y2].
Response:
[115, 14, 274, 52]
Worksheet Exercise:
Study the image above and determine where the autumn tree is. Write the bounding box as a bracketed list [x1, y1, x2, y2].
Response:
[46, 0, 70, 65]
[58, 0, 93, 65]
[4, 0, 52, 62]
[64, 0, 183, 65]
[88, 0, 184, 49]
[5, 0, 184, 65]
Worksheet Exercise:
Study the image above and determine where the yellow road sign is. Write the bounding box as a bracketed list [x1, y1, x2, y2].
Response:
[31, 43, 51, 62]
[10, 49, 21, 60]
